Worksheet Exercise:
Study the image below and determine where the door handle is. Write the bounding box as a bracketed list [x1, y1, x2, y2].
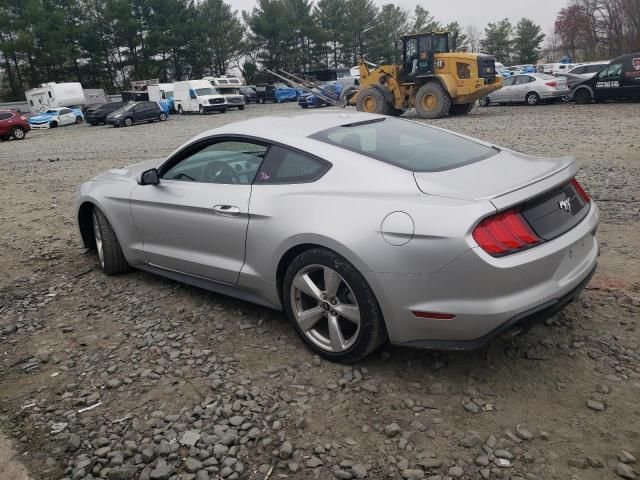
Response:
[213, 205, 241, 216]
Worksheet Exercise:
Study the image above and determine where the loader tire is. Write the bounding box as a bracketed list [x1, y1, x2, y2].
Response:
[356, 88, 393, 115]
[340, 85, 359, 106]
[415, 82, 451, 119]
[449, 102, 474, 116]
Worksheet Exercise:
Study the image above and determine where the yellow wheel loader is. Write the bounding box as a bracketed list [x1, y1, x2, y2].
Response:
[344, 32, 503, 118]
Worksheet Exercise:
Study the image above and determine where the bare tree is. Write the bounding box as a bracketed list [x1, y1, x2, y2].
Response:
[465, 24, 481, 53]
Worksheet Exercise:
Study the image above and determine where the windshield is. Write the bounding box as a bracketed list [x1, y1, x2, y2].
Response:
[195, 87, 218, 96]
[46, 110, 58, 114]
[311, 118, 497, 172]
[220, 88, 240, 94]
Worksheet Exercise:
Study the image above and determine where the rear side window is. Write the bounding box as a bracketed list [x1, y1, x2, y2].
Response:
[311, 118, 497, 172]
[60, 108, 72, 114]
[255, 145, 330, 184]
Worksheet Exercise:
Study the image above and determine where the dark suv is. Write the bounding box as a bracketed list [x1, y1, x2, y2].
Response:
[571, 52, 640, 103]
[255, 84, 277, 104]
[106, 101, 167, 127]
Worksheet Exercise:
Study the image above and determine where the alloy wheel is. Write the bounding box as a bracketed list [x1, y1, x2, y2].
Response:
[13, 128, 25, 139]
[290, 264, 361, 353]
[92, 213, 105, 269]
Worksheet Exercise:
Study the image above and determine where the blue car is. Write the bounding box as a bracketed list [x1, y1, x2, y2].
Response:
[298, 83, 343, 109]
[28, 106, 84, 129]
[274, 83, 298, 103]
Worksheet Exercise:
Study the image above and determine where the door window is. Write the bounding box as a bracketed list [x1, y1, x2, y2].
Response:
[514, 75, 533, 85]
[255, 146, 330, 184]
[0, 112, 13, 120]
[502, 77, 515, 86]
[599, 63, 623, 78]
[60, 108, 72, 115]
[162, 140, 267, 184]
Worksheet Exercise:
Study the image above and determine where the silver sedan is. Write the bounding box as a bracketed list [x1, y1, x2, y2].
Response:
[76, 112, 599, 362]
[479, 73, 570, 106]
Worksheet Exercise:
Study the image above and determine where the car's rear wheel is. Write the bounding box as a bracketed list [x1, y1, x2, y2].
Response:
[123, 117, 133, 127]
[478, 96, 491, 107]
[159, 112, 167, 121]
[574, 88, 592, 104]
[526, 92, 540, 106]
[11, 127, 26, 140]
[92, 207, 129, 275]
[178, 105, 184, 114]
[75, 116, 83, 124]
[283, 248, 386, 363]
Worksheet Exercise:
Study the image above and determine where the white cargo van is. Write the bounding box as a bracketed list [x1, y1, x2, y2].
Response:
[25, 82, 86, 115]
[173, 80, 227, 114]
[204, 77, 245, 110]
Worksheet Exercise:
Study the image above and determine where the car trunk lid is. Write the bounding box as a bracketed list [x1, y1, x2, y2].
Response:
[413, 150, 588, 241]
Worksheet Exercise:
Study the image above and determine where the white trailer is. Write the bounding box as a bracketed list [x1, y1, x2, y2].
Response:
[25, 82, 86, 115]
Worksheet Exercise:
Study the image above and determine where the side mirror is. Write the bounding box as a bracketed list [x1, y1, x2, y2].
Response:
[139, 168, 160, 186]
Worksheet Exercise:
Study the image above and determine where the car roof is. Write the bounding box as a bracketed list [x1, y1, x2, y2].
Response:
[196, 112, 384, 141]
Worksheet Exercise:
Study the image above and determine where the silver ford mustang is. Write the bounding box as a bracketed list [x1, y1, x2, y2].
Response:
[76, 112, 599, 362]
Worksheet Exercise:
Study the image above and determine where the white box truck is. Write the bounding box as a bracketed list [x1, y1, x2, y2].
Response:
[204, 77, 245, 110]
[25, 82, 86, 115]
[173, 80, 227, 114]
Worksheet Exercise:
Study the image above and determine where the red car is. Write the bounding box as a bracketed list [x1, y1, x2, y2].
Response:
[0, 109, 31, 141]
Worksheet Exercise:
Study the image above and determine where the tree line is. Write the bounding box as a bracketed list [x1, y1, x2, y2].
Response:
[551, 0, 639, 62]
[1, 0, 637, 101]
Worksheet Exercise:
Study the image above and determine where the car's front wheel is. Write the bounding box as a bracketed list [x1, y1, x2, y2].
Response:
[123, 117, 133, 127]
[75, 116, 83, 124]
[92, 207, 129, 275]
[159, 112, 167, 121]
[283, 248, 386, 363]
[526, 92, 540, 106]
[11, 127, 26, 140]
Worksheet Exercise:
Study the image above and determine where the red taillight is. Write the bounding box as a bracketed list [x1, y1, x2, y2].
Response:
[473, 209, 542, 256]
[571, 178, 590, 203]
[545, 81, 558, 87]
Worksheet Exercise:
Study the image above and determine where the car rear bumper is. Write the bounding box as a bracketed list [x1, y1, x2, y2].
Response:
[539, 89, 570, 99]
[373, 202, 599, 347]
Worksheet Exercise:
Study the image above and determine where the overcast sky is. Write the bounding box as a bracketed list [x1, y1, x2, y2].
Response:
[229, 0, 566, 35]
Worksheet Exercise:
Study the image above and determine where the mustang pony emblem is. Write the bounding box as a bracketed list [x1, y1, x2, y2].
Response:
[558, 198, 572, 213]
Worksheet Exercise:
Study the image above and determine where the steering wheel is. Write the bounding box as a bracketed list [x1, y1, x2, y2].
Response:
[201, 161, 240, 184]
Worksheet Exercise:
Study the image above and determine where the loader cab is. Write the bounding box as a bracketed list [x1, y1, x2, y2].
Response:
[402, 32, 450, 81]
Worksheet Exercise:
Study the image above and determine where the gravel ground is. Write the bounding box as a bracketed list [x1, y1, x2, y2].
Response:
[0, 102, 639, 480]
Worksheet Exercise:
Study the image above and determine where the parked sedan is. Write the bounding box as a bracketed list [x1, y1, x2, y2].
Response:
[479, 74, 569, 106]
[76, 112, 598, 362]
[106, 101, 168, 127]
[0, 109, 31, 140]
[85, 101, 127, 126]
[28, 107, 84, 129]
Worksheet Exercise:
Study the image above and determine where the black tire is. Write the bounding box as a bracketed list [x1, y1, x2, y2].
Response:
[339, 85, 359, 106]
[449, 102, 474, 115]
[123, 117, 133, 127]
[92, 207, 129, 275]
[356, 87, 393, 115]
[50, 121, 58, 128]
[283, 248, 387, 363]
[199, 104, 205, 115]
[525, 92, 540, 106]
[478, 96, 491, 107]
[90, 122, 98, 126]
[159, 112, 167, 121]
[415, 82, 451, 119]
[574, 88, 592, 104]
[259, 97, 264, 104]
[220, 108, 227, 114]
[239, 105, 245, 111]
[75, 116, 83, 124]
[178, 105, 184, 115]
[11, 127, 26, 140]
[300, 104, 308, 109]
